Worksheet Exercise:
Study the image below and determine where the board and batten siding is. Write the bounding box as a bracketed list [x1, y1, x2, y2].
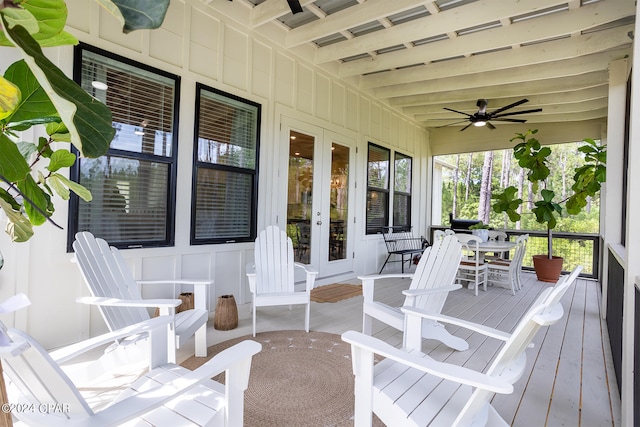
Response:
[0, 0, 429, 350]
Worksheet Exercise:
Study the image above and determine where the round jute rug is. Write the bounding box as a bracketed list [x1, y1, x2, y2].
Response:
[181, 330, 384, 427]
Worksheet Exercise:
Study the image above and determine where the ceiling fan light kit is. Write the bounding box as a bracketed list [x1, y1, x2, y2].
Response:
[440, 98, 542, 131]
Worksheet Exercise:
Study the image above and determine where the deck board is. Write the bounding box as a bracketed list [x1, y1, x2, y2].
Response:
[66, 270, 620, 426]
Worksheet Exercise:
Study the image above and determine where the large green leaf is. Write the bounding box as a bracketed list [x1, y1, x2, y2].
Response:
[17, 173, 52, 226]
[47, 150, 76, 173]
[0, 134, 30, 182]
[0, 198, 34, 242]
[48, 173, 92, 202]
[2, 18, 114, 158]
[0, 0, 77, 47]
[3, 59, 59, 125]
[100, 0, 171, 33]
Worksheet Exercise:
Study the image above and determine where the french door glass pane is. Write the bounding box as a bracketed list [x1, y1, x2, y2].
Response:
[329, 144, 349, 261]
[287, 130, 314, 264]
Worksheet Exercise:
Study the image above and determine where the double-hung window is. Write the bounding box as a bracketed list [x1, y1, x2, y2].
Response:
[366, 143, 413, 234]
[393, 152, 412, 229]
[366, 143, 390, 234]
[69, 44, 179, 249]
[191, 84, 260, 244]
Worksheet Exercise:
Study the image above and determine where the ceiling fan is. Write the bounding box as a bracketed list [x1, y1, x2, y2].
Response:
[227, 0, 303, 14]
[438, 98, 542, 131]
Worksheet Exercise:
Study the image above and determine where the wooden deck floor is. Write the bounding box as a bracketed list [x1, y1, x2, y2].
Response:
[61, 270, 620, 426]
[185, 270, 621, 427]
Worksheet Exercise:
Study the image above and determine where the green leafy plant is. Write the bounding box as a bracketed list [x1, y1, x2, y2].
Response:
[0, 0, 170, 242]
[492, 129, 606, 259]
[468, 222, 490, 230]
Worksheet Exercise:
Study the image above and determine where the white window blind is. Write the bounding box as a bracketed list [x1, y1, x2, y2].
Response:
[72, 45, 178, 247]
[394, 152, 412, 228]
[192, 85, 260, 243]
[366, 143, 390, 234]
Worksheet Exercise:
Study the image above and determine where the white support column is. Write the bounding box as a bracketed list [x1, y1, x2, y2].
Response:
[621, 5, 640, 424]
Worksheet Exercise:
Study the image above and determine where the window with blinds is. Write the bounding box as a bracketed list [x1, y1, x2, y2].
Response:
[366, 143, 390, 235]
[192, 84, 260, 244]
[393, 152, 412, 228]
[68, 44, 179, 249]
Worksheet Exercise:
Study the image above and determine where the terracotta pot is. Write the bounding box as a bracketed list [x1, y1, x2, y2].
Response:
[532, 255, 564, 283]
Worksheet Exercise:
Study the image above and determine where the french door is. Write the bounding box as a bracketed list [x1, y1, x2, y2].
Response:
[280, 118, 355, 278]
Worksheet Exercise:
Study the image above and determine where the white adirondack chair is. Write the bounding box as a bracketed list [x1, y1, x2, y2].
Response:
[0, 315, 261, 427]
[73, 231, 212, 362]
[343, 266, 583, 427]
[359, 234, 467, 351]
[246, 225, 318, 337]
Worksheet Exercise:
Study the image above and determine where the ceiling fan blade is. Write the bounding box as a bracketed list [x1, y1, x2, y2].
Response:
[287, 0, 303, 14]
[492, 108, 542, 118]
[435, 119, 471, 128]
[443, 107, 473, 117]
[489, 98, 529, 116]
[459, 123, 473, 132]
[486, 122, 496, 130]
[490, 118, 528, 123]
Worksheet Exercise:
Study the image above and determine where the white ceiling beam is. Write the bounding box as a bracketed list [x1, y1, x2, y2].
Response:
[360, 26, 632, 89]
[389, 71, 608, 107]
[336, 0, 634, 77]
[250, 0, 316, 27]
[315, 0, 569, 64]
[373, 49, 628, 99]
[285, 0, 424, 47]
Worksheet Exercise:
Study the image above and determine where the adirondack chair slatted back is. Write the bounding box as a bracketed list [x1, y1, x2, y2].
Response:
[74, 232, 149, 331]
[408, 235, 462, 311]
[254, 226, 295, 294]
[454, 266, 583, 426]
[3, 328, 94, 421]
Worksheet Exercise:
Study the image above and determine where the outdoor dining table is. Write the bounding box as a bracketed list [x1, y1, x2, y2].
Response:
[475, 240, 517, 262]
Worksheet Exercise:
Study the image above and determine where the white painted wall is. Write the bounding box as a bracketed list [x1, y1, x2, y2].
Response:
[0, 1, 429, 349]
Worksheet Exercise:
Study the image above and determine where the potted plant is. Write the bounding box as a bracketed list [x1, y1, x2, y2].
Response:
[491, 129, 606, 282]
[468, 222, 490, 242]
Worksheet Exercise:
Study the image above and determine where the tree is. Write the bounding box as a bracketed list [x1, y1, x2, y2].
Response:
[478, 151, 493, 223]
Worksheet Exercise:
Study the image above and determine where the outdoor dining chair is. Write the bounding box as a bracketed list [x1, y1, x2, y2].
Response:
[454, 233, 488, 296]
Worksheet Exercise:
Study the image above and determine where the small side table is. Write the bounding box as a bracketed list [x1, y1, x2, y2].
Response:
[213, 295, 238, 330]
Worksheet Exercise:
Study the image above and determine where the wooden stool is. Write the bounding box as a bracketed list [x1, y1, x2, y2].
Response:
[214, 295, 238, 330]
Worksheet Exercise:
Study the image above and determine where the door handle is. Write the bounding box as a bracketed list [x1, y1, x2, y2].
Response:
[317, 221, 322, 225]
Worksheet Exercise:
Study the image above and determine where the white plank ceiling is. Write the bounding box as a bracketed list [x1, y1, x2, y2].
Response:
[197, 0, 634, 132]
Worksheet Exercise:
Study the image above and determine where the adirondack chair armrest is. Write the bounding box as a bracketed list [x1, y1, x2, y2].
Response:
[49, 316, 173, 365]
[136, 279, 212, 311]
[401, 307, 512, 342]
[246, 263, 257, 293]
[76, 296, 182, 310]
[294, 262, 318, 291]
[55, 340, 262, 427]
[342, 330, 512, 394]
